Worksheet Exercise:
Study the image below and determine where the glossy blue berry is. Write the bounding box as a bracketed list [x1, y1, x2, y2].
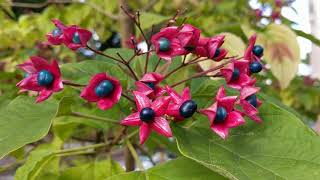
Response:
[179, 100, 197, 118]
[184, 45, 195, 51]
[52, 28, 62, 37]
[140, 107, 155, 123]
[252, 45, 264, 57]
[249, 61, 263, 73]
[246, 94, 258, 108]
[95, 80, 114, 97]
[37, 70, 54, 86]
[72, 32, 81, 44]
[111, 33, 121, 47]
[214, 106, 227, 124]
[231, 68, 240, 81]
[213, 48, 221, 58]
[144, 82, 155, 90]
[158, 37, 171, 51]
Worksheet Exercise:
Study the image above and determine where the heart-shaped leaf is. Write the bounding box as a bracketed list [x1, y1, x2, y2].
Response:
[0, 96, 58, 159]
[174, 90, 320, 179]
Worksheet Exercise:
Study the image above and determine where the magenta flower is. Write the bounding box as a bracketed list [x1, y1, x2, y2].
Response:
[165, 86, 197, 121]
[238, 85, 262, 123]
[220, 59, 252, 90]
[200, 86, 245, 139]
[255, 9, 263, 18]
[46, 19, 67, 45]
[62, 25, 92, 50]
[80, 73, 122, 110]
[177, 24, 201, 52]
[120, 91, 172, 144]
[135, 73, 165, 99]
[151, 26, 185, 61]
[195, 35, 227, 61]
[244, 34, 264, 74]
[16, 56, 63, 103]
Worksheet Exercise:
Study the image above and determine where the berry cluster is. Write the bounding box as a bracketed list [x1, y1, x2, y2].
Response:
[16, 15, 265, 144]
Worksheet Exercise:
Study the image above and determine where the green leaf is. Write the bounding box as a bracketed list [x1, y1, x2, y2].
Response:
[139, 12, 169, 30]
[56, 97, 74, 117]
[107, 157, 227, 180]
[0, 96, 58, 159]
[173, 97, 320, 179]
[59, 158, 124, 180]
[15, 138, 63, 180]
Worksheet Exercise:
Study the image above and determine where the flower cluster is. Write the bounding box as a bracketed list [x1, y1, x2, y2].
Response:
[17, 15, 265, 144]
[151, 24, 226, 61]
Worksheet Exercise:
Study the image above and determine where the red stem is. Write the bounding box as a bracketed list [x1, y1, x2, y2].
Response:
[170, 59, 234, 87]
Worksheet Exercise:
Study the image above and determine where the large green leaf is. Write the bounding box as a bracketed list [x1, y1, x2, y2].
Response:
[0, 96, 58, 159]
[107, 157, 227, 180]
[59, 159, 124, 180]
[173, 82, 320, 179]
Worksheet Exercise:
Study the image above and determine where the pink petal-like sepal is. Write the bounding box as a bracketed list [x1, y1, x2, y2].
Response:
[200, 86, 245, 139]
[136, 73, 165, 99]
[16, 56, 63, 103]
[121, 92, 172, 144]
[62, 25, 92, 51]
[46, 19, 67, 45]
[195, 35, 226, 59]
[238, 85, 262, 123]
[165, 86, 195, 121]
[177, 24, 201, 52]
[151, 26, 185, 61]
[80, 73, 122, 110]
[221, 59, 252, 90]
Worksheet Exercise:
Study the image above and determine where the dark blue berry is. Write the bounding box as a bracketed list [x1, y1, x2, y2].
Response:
[252, 45, 264, 57]
[249, 61, 263, 73]
[231, 68, 240, 81]
[37, 70, 54, 86]
[72, 32, 81, 44]
[95, 80, 114, 97]
[158, 37, 170, 51]
[144, 82, 155, 90]
[184, 46, 195, 51]
[52, 28, 62, 37]
[111, 33, 121, 47]
[213, 48, 221, 58]
[214, 106, 227, 124]
[245, 94, 258, 108]
[179, 100, 197, 118]
[140, 107, 155, 123]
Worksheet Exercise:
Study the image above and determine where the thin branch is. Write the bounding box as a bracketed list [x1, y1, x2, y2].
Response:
[86, 45, 123, 64]
[71, 112, 119, 124]
[171, 59, 234, 87]
[126, 140, 144, 170]
[141, 0, 157, 11]
[153, 57, 162, 72]
[122, 93, 135, 104]
[116, 53, 139, 81]
[62, 80, 86, 87]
